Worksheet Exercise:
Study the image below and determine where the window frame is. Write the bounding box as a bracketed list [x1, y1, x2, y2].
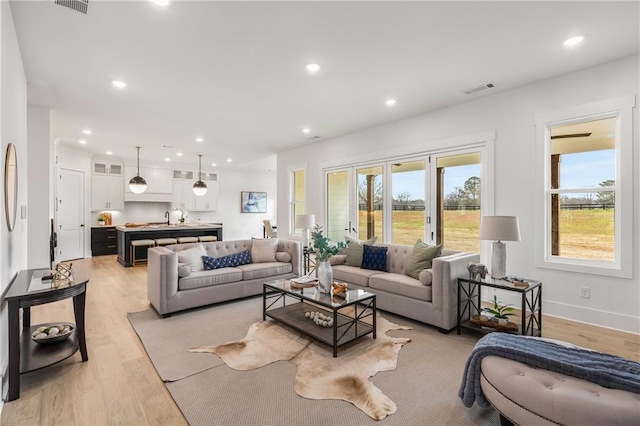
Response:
[288, 164, 307, 235]
[534, 96, 635, 278]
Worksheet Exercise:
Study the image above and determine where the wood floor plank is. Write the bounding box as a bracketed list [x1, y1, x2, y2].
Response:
[1, 255, 637, 424]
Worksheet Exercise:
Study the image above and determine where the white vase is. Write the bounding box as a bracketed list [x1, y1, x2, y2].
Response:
[317, 260, 333, 293]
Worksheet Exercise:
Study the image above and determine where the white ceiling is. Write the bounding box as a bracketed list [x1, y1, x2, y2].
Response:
[10, 1, 639, 171]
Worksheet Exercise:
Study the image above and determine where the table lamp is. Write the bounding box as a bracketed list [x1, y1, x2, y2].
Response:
[479, 216, 521, 279]
[296, 214, 315, 248]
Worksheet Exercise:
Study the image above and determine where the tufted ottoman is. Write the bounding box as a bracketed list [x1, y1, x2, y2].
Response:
[480, 355, 640, 425]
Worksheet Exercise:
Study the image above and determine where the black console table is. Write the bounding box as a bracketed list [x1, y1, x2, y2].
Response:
[4, 268, 89, 401]
[457, 276, 542, 337]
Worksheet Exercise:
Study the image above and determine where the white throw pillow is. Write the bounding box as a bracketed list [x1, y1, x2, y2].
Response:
[176, 245, 206, 272]
[251, 238, 279, 263]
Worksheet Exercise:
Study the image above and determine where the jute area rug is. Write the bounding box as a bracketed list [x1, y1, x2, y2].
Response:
[128, 297, 499, 426]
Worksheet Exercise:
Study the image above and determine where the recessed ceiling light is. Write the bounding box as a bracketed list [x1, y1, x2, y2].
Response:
[563, 35, 584, 47]
[165, 158, 171, 162]
[150, 0, 170, 6]
[195, 137, 204, 143]
[386, 99, 397, 106]
[211, 163, 217, 167]
[79, 140, 87, 144]
[176, 152, 183, 156]
[82, 129, 92, 135]
[111, 80, 127, 89]
[302, 127, 311, 134]
[226, 158, 232, 163]
[106, 151, 113, 155]
[306, 63, 320, 73]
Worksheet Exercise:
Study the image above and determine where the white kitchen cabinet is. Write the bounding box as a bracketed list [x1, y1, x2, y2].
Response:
[172, 180, 196, 211]
[92, 161, 123, 176]
[193, 175, 219, 211]
[92, 175, 124, 211]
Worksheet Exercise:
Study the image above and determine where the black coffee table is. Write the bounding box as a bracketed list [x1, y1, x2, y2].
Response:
[263, 280, 376, 357]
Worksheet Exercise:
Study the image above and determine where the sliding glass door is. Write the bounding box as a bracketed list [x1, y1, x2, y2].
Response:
[323, 146, 484, 251]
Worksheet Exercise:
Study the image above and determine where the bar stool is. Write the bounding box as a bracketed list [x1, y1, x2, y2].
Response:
[177, 236, 198, 244]
[130, 239, 156, 266]
[155, 238, 178, 247]
[198, 236, 218, 242]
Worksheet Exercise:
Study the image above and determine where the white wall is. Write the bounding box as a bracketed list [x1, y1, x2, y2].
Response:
[0, 1, 28, 404]
[27, 105, 51, 268]
[277, 55, 639, 334]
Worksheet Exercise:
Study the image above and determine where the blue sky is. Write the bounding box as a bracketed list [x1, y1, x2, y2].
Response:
[392, 165, 480, 200]
[390, 149, 614, 201]
[560, 149, 615, 188]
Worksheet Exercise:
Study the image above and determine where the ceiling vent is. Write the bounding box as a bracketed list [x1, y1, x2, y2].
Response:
[462, 82, 495, 95]
[55, 0, 89, 15]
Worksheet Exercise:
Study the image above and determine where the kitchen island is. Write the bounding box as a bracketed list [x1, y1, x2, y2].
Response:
[116, 223, 223, 267]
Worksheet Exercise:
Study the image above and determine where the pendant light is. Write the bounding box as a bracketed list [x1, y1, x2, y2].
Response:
[128, 146, 147, 194]
[193, 154, 208, 196]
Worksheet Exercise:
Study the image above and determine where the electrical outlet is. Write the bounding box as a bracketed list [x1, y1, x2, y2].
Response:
[579, 286, 590, 299]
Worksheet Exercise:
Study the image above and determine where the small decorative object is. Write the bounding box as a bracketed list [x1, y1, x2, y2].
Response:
[304, 311, 334, 328]
[469, 295, 519, 331]
[467, 262, 488, 281]
[309, 225, 347, 293]
[98, 214, 107, 226]
[31, 324, 74, 345]
[483, 295, 515, 320]
[51, 262, 74, 288]
[331, 282, 348, 297]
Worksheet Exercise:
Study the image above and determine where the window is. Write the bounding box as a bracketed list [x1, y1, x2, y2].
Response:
[290, 168, 306, 234]
[535, 96, 634, 278]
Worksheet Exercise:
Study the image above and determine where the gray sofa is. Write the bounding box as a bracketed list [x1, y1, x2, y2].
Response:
[147, 239, 302, 317]
[331, 244, 479, 331]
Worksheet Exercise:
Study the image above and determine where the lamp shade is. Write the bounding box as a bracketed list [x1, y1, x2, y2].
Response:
[295, 214, 315, 229]
[128, 175, 148, 194]
[129, 146, 147, 194]
[479, 216, 521, 242]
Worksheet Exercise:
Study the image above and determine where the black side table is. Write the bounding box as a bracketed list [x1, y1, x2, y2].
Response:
[457, 276, 542, 337]
[4, 268, 89, 401]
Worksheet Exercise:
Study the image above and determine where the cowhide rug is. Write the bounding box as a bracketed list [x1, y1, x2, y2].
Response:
[190, 316, 411, 421]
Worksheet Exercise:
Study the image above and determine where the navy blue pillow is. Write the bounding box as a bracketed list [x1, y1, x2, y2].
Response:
[202, 250, 253, 270]
[361, 245, 387, 271]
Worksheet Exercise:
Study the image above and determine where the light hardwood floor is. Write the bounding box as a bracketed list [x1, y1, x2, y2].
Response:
[2, 255, 638, 424]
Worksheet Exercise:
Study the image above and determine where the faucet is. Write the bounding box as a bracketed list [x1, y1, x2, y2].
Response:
[165, 210, 170, 225]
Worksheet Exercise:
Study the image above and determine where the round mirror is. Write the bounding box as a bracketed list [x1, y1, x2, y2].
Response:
[5, 143, 17, 231]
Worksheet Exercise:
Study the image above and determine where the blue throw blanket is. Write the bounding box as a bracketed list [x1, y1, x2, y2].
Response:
[459, 333, 640, 408]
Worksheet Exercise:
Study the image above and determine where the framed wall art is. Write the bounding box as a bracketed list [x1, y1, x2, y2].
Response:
[241, 191, 267, 213]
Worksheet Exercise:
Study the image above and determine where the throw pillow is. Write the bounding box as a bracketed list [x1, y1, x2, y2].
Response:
[251, 238, 279, 263]
[202, 250, 253, 270]
[404, 240, 443, 280]
[176, 245, 207, 272]
[275, 252, 291, 263]
[177, 263, 191, 278]
[345, 236, 377, 267]
[202, 255, 218, 271]
[361, 245, 388, 272]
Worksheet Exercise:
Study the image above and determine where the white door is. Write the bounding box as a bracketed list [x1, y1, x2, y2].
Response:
[58, 169, 85, 261]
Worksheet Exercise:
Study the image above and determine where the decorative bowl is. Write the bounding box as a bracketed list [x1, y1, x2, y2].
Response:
[31, 324, 74, 345]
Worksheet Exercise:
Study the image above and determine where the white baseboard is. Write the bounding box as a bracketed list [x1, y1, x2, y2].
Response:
[543, 300, 640, 335]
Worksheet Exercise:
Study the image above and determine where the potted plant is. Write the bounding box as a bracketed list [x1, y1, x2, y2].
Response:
[98, 214, 107, 226]
[309, 225, 347, 293]
[483, 295, 516, 320]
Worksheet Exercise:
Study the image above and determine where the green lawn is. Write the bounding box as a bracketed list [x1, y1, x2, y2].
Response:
[357, 209, 614, 259]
